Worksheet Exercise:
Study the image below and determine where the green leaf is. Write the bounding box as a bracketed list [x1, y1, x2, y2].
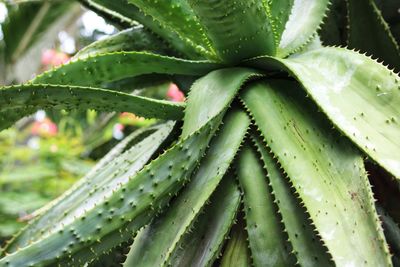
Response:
[347, 0, 400, 70]
[128, 0, 214, 59]
[182, 68, 261, 138]
[75, 26, 170, 59]
[32, 52, 221, 88]
[79, 0, 203, 58]
[89, 241, 131, 267]
[124, 109, 249, 266]
[0, 84, 184, 131]
[3, 123, 175, 255]
[237, 144, 293, 267]
[0, 113, 219, 266]
[241, 80, 391, 266]
[220, 222, 252, 267]
[253, 137, 333, 267]
[0, 60, 242, 265]
[188, 0, 275, 63]
[165, 175, 241, 267]
[277, 0, 329, 57]
[266, 0, 294, 46]
[248, 47, 400, 179]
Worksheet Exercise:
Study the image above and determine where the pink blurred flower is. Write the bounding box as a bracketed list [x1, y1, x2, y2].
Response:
[31, 118, 58, 137]
[167, 83, 185, 102]
[41, 49, 57, 65]
[41, 49, 70, 68]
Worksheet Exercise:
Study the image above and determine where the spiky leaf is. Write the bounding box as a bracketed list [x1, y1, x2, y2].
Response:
[3, 123, 175, 254]
[32, 52, 221, 87]
[125, 109, 249, 266]
[237, 145, 293, 267]
[241, 80, 391, 266]
[188, 0, 275, 63]
[165, 175, 241, 267]
[0, 84, 184, 130]
[253, 137, 333, 267]
[128, 0, 213, 59]
[75, 26, 169, 59]
[277, 0, 329, 56]
[247, 47, 400, 179]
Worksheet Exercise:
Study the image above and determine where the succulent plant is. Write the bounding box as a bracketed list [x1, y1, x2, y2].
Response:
[1, 0, 400, 266]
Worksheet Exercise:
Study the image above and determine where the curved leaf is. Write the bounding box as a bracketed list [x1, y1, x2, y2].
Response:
[128, 0, 214, 59]
[0, 59, 243, 266]
[347, 0, 400, 70]
[182, 68, 261, 138]
[32, 52, 221, 87]
[125, 109, 249, 266]
[237, 145, 293, 267]
[241, 80, 391, 266]
[253, 137, 333, 267]
[277, 0, 329, 57]
[75, 26, 169, 59]
[265, 0, 294, 46]
[0, 121, 217, 266]
[2, 123, 174, 255]
[79, 0, 202, 58]
[165, 175, 241, 267]
[247, 47, 400, 179]
[188, 0, 275, 62]
[0, 84, 184, 131]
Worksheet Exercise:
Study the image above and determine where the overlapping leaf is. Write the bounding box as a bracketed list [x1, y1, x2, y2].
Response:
[3, 123, 175, 254]
[237, 145, 293, 267]
[125, 110, 249, 266]
[33, 52, 221, 87]
[241, 80, 391, 266]
[165, 176, 241, 267]
[247, 47, 400, 179]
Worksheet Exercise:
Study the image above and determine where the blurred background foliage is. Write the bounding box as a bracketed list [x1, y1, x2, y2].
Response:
[0, 0, 184, 244]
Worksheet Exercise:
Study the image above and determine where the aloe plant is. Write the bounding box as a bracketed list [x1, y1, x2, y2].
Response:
[1, 0, 400, 266]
